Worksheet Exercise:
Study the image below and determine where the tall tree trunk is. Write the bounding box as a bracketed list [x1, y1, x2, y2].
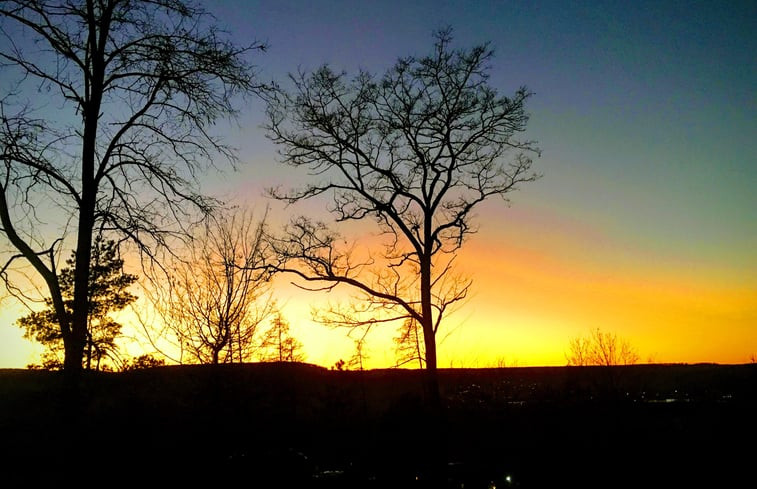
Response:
[419, 248, 445, 483]
[67, 1, 109, 374]
[419, 250, 440, 409]
[63, 335, 85, 373]
[69, 146, 95, 374]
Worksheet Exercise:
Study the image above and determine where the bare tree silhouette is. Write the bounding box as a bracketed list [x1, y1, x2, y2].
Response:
[259, 312, 305, 363]
[394, 318, 425, 369]
[0, 0, 264, 373]
[347, 331, 371, 371]
[264, 28, 539, 402]
[566, 328, 640, 366]
[148, 209, 273, 364]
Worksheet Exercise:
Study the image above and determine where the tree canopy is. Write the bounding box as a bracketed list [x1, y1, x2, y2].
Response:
[0, 0, 264, 372]
[265, 28, 539, 401]
[18, 237, 137, 370]
[147, 209, 273, 365]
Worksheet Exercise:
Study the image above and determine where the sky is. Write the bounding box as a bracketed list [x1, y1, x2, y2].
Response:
[1, 0, 755, 368]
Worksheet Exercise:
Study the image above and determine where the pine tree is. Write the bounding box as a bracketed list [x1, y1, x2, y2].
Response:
[18, 238, 137, 370]
[260, 314, 305, 363]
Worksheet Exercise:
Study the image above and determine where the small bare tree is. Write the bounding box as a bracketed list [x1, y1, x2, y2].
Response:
[265, 28, 539, 402]
[0, 0, 264, 373]
[259, 313, 305, 363]
[566, 328, 640, 366]
[394, 318, 425, 369]
[150, 209, 273, 364]
[347, 337, 370, 371]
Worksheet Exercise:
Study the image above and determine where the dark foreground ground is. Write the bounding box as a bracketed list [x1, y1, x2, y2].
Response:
[1, 363, 755, 487]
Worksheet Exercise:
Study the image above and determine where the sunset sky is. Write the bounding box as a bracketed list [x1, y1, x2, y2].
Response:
[1, 0, 755, 368]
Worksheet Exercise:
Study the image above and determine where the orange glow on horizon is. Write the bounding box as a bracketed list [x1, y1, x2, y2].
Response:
[255, 203, 756, 368]
[1, 204, 754, 369]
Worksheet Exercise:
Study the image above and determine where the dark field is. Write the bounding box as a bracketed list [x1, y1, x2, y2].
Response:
[1, 363, 755, 487]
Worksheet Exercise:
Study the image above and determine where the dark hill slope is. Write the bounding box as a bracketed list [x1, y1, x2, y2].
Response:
[1, 363, 755, 487]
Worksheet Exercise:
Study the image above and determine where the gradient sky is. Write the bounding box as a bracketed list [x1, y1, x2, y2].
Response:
[1, 0, 755, 367]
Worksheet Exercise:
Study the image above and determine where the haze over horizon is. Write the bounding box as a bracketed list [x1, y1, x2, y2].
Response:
[1, 0, 755, 368]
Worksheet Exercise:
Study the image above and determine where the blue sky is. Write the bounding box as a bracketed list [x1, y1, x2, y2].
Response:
[218, 0, 756, 238]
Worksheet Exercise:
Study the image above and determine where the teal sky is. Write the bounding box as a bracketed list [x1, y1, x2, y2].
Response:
[216, 0, 755, 269]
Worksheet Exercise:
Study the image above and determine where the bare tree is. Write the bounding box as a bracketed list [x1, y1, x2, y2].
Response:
[259, 312, 305, 363]
[264, 28, 539, 401]
[347, 331, 370, 371]
[0, 0, 264, 373]
[393, 318, 425, 369]
[149, 209, 273, 365]
[566, 328, 640, 366]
